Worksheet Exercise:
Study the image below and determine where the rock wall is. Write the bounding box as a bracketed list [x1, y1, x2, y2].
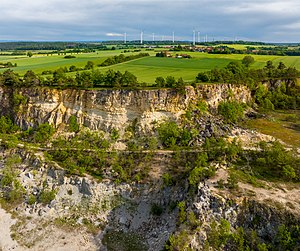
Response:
[0, 84, 251, 131]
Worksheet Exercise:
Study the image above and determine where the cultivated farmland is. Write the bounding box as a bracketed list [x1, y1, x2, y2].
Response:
[2, 47, 300, 83]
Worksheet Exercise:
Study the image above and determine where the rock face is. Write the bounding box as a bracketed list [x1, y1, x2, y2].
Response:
[0, 85, 251, 131]
[0, 147, 299, 251]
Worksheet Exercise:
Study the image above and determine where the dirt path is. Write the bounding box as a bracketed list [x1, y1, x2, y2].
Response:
[0, 207, 24, 251]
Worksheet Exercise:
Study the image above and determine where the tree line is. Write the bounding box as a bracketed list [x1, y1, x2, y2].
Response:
[100, 53, 149, 67]
[0, 57, 300, 110]
[0, 69, 141, 88]
[196, 59, 300, 109]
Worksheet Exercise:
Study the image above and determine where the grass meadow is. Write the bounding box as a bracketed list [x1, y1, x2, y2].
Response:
[2, 47, 300, 83]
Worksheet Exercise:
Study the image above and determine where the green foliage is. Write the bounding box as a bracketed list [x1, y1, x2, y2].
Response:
[157, 121, 180, 148]
[155, 76, 166, 87]
[254, 141, 300, 182]
[100, 53, 149, 67]
[242, 55, 255, 67]
[0, 116, 18, 134]
[207, 219, 231, 249]
[28, 194, 37, 205]
[196, 60, 300, 109]
[1, 166, 18, 187]
[69, 115, 79, 132]
[39, 189, 56, 205]
[165, 230, 191, 251]
[150, 203, 163, 216]
[102, 230, 148, 251]
[218, 101, 245, 124]
[13, 93, 28, 106]
[157, 120, 193, 148]
[33, 123, 55, 143]
[196, 100, 208, 113]
[84, 61, 94, 70]
[187, 211, 200, 229]
[27, 51, 33, 57]
[110, 128, 120, 141]
[187, 153, 215, 188]
[162, 173, 174, 187]
[177, 201, 186, 224]
[227, 172, 239, 189]
[0, 155, 25, 204]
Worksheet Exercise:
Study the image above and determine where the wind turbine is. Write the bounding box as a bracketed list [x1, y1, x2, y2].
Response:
[140, 31, 143, 44]
[193, 30, 196, 46]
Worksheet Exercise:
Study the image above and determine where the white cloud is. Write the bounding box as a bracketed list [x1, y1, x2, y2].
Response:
[0, 0, 300, 41]
[106, 33, 124, 37]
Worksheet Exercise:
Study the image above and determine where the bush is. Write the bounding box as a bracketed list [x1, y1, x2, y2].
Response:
[0, 116, 18, 134]
[157, 121, 180, 148]
[252, 141, 300, 182]
[34, 123, 55, 143]
[110, 128, 120, 141]
[227, 172, 239, 189]
[28, 194, 37, 205]
[151, 203, 163, 216]
[162, 173, 174, 186]
[218, 101, 245, 123]
[39, 189, 56, 204]
[177, 201, 186, 224]
[64, 55, 76, 59]
[69, 115, 79, 132]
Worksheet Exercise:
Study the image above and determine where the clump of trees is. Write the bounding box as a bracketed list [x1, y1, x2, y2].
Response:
[157, 120, 194, 148]
[196, 60, 300, 109]
[100, 53, 149, 67]
[218, 101, 245, 123]
[0, 69, 140, 89]
[154, 76, 186, 90]
[0, 62, 17, 68]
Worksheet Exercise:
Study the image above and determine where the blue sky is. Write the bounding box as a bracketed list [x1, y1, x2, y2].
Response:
[0, 0, 300, 42]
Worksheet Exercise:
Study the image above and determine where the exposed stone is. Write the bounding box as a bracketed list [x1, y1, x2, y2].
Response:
[0, 85, 251, 133]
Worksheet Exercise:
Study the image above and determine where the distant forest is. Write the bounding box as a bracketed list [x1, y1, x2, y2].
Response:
[0, 40, 271, 51]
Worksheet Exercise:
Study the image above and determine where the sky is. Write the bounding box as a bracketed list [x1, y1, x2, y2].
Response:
[0, 0, 300, 42]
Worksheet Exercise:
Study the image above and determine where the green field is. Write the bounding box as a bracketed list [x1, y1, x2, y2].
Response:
[102, 56, 235, 82]
[0, 49, 143, 74]
[2, 48, 300, 83]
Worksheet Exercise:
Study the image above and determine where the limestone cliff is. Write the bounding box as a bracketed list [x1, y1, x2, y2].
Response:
[0, 84, 251, 132]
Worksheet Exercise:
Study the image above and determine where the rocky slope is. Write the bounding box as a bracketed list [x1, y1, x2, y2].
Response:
[0, 85, 299, 251]
[0, 84, 251, 132]
[0, 146, 299, 251]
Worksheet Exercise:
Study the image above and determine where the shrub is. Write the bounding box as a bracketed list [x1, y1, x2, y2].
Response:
[34, 123, 55, 143]
[151, 203, 163, 216]
[227, 172, 239, 189]
[69, 115, 79, 132]
[39, 189, 56, 204]
[64, 55, 76, 59]
[177, 201, 186, 224]
[28, 194, 37, 205]
[218, 101, 245, 124]
[110, 128, 120, 141]
[162, 173, 174, 187]
[157, 121, 180, 148]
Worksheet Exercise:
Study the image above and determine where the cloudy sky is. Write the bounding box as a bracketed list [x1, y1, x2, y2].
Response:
[0, 0, 300, 42]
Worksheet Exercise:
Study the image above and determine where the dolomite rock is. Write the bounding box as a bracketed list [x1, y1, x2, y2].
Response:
[0, 85, 251, 133]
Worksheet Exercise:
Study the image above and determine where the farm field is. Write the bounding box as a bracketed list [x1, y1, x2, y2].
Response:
[103, 53, 300, 82]
[0, 49, 145, 75]
[2, 47, 300, 83]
